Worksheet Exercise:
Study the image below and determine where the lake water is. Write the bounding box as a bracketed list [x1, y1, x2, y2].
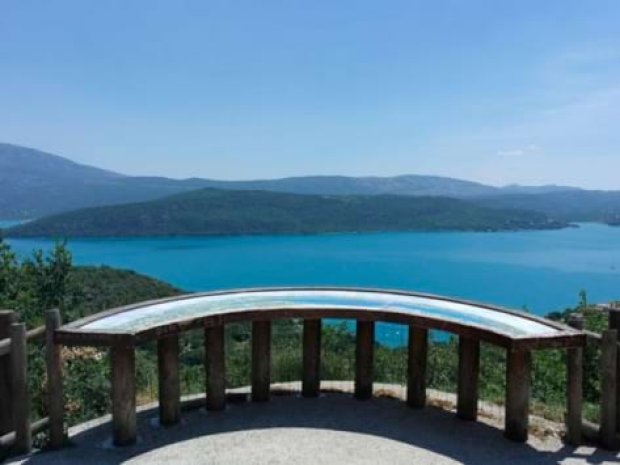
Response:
[4, 223, 620, 345]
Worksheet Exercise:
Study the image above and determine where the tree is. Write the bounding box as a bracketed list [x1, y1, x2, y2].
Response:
[0, 238, 72, 327]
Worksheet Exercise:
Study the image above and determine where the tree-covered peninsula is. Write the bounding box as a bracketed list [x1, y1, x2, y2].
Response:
[4, 188, 566, 238]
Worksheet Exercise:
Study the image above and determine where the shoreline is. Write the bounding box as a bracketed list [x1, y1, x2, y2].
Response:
[2, 223, 575, 240]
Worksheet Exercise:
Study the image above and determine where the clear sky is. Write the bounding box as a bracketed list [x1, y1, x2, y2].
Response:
[1, 1, 619, 188]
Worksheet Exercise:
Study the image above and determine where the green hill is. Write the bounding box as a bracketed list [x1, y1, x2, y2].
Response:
[4, 188, 566, 237]
[64, 266, 182, 320]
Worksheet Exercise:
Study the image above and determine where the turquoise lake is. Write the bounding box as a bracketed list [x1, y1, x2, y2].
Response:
[3, 223, 620, 345]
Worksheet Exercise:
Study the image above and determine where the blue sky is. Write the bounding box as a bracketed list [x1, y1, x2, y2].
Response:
[1, 1, 619, 188]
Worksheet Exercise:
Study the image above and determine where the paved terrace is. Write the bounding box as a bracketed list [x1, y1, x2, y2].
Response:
[8, 387, 620, 465]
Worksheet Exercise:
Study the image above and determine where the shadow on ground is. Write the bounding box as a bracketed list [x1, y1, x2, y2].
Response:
[9, 393, 620, 465]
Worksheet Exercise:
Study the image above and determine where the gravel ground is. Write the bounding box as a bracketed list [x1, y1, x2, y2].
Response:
[7, 386, 620, 465]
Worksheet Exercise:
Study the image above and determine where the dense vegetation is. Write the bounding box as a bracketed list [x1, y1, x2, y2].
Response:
[0, 239, 609, 455]
[0, 241, 181, 328]
[5, 188, 566, 238]
[0, 239, 181, 444]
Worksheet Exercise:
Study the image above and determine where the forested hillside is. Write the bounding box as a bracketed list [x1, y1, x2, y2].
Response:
[5, 188, 566, 237]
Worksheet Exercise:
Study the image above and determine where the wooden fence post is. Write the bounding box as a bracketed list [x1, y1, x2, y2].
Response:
[355, 320, 374, 400]
[600, 329, 617, 449]
[11, 323, 31, 454]
[608, 308, 620, 434]
[505, 348, 531, 442]
[45, 309, 64, 448]
[407, 326, 427, 408]
[158, 335, 181, 425]
[111, 343, 136, 446]
[0, 310, 16, 436]
[566, 314, 583, 446]
[302, 319, 321, 398]
[457, 336, 480, 421]
[205, 324, 226, 410]
[252, 321, 271, 402]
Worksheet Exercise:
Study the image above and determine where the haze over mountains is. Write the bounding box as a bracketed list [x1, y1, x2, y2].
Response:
[1, 143, 619, 229]
[0, 143, 586, 215]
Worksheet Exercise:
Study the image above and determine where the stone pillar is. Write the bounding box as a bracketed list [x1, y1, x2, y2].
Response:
[457, 336, 480, 421]
[302, 319, 321, 398]
[600, 329, 618, 449]
[11, 323, 31, 454]
[504, 348, 531, 442]
[566, 314, 584, 446]
[157, 335, 180, 425]
[407, 326, 427, 408]
[205, 324, 226, 410]
[252, 321, 271, 402]
[111, 344, 136, 446]
[355, 320, 374, 400]
[46, 309, 65, 448]
[0, 310, 15, 436]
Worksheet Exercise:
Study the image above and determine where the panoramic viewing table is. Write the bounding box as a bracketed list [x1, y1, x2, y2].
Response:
[51, 288, 586, 447]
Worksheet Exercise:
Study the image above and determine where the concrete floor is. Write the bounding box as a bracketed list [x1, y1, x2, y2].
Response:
[7, 393, 620, 465]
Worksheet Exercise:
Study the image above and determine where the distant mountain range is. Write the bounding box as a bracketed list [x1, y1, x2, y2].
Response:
[0, 143, 580, 216]
[1, 143, 619, 230]
[183, 175, 580, 198]
[0, 143, 211, 219]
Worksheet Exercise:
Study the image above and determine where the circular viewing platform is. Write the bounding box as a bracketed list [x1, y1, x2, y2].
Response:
[47, 288, 586, 449]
